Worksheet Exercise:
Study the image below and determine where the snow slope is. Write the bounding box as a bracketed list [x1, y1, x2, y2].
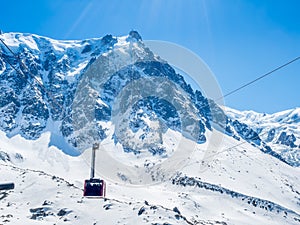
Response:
[0, 129, 299, 225]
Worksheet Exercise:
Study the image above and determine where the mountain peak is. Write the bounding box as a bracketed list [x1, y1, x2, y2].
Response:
[128, 30, 142, 41]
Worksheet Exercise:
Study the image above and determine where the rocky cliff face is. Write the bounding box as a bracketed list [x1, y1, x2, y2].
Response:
[0, 31, 298, 167]
[0, 32, 211, 155]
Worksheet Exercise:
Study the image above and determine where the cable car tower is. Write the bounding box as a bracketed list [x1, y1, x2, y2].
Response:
[83, 143, 106, 198]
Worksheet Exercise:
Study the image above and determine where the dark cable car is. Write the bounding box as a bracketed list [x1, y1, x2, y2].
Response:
[83, 143, 106, 198]
[84, 178, 105, 197]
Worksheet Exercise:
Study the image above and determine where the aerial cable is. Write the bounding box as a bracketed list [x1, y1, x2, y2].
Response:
[214, 56, 300, 102]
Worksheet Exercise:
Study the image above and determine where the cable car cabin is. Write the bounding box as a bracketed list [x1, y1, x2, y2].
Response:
[83, 178, 106, 198]
[83, 143, 106, 198]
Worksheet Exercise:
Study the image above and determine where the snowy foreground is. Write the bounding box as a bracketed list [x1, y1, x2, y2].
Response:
[0, 129, 299, 225]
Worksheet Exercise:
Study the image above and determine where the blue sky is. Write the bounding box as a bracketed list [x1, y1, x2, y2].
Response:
[1, 0, 299, 113]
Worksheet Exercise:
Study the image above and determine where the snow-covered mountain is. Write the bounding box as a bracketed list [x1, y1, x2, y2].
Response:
[1, 31, 298, 167]
[0, 31, 211, 155]
[226, 107, 300, 166]
[0, 31, 299, 224]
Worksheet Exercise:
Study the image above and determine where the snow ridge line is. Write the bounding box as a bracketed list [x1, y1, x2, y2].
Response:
[0, 162, 80, 190]
[172, 173, 300, 219]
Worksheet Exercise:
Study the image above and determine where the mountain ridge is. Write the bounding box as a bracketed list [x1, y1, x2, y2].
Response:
[0, 31, 299, 168]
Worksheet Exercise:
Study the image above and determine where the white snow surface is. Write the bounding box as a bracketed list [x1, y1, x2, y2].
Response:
[0, 128, 299, 225]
